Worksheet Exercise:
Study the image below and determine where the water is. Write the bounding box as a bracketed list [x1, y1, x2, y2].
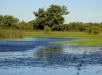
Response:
[0, 38, 102, 75]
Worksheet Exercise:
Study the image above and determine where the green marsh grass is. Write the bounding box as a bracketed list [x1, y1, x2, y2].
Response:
[24, 31, 102, 38]
[1, 30, 102, 46]
[54, 39, 102, 46]
[0, 29, 23, 39]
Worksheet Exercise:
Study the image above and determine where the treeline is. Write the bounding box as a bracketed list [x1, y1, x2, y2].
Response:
[0, 4, 102, 35]
[0, 4, 69, 30]
[55, 22, 102, 34]
[0, 15, 33, 30]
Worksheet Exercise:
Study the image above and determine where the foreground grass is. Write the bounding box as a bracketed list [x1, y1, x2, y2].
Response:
[54, 39, 102, 46]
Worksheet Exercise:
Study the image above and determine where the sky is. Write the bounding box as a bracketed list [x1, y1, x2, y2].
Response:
[0, 0, 102, 23]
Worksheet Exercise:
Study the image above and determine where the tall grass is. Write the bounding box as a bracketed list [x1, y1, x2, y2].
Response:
[0, 29, 23, 39]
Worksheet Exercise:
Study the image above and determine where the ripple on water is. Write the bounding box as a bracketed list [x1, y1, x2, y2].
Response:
[0, 38, 102, 75]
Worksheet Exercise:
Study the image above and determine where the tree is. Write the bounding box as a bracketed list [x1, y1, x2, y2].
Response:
[33, 4, 69, 30]
[17, 21, 26, 30]
[0, 15, 3, 28]
[33, 8, 46, 30]
[27, 20, 35, 30]
[52, 25, 61, 31]
[1, 15, 19, 29]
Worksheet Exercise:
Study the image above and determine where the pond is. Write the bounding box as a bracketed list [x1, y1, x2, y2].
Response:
[0, 38, 102, 75]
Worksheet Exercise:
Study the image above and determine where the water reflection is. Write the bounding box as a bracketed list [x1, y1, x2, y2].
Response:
[34, 46, 102, 67]
[34, 46, 63, 59]
[0, 45, 102, 68]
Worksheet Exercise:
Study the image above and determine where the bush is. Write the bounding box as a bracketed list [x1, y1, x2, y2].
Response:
[44, 26, 52, 34]
[86, 26, 101, 35]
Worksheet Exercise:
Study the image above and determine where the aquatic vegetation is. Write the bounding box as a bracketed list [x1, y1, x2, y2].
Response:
[0, 30, 23, 39]
[54, 39, 102, 46]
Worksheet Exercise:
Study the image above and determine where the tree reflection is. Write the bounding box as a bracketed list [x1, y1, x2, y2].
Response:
[34, 46, 67, 65]
[34, 46, 85, 66]
[34, 46, 63, 59]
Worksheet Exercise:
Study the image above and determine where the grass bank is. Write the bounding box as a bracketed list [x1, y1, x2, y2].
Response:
[0, 29, 23, 40]
[24, 31, 102, 46]
[1, 30, 102, 39]
[0, 30, 102, 46]
[54, 39, 102, 46]
[24, 31, 102, 38]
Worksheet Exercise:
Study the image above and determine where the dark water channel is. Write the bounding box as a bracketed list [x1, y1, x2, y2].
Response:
[0, 38, 102, 75]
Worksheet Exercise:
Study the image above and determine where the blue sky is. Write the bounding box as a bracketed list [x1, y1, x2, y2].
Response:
[0, 0, 102, 23]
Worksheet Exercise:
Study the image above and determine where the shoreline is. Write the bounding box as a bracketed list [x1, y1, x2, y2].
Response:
[54, 38, 102, 46]
[0, 31, 102, 46]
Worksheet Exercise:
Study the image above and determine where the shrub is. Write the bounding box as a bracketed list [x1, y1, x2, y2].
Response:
[44, 26, 51, 34]
[86, 26, 101, 35]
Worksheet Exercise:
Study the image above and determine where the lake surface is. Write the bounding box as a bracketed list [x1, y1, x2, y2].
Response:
[0, 38, 102, 75]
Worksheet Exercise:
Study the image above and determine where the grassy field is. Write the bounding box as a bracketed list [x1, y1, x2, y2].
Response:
[0, 30, 102, 38]
[24, 31, 102, 38]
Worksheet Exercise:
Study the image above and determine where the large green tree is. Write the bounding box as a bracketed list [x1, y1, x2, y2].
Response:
[0, 15, 19, 29]
[33, 4, 69, 30]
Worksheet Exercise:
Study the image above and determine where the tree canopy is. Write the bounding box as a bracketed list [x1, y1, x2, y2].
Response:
[0, 15, 19, 29]
[33, 4, 69, 30]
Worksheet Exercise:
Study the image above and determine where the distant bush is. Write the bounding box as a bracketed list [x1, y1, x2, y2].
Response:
[86, 26, 101, 35]
[0, 30, 23, 39]
[44, 26, 52, 34]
